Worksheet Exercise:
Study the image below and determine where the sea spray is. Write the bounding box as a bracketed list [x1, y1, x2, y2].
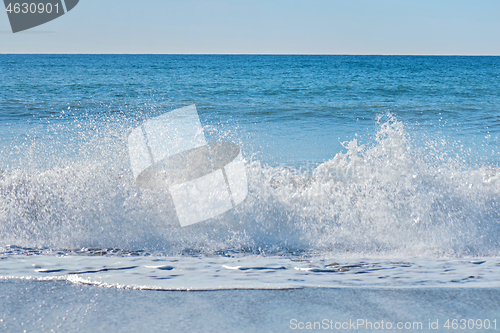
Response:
[1, 116, 499, 257]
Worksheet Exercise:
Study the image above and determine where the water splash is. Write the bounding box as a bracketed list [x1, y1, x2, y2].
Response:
[1, 116, 499, 257]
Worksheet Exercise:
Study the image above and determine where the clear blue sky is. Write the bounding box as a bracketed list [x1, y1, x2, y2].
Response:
[1, 0, 499, 54]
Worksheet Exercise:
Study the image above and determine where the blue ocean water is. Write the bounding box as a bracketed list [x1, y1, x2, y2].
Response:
[1, 55, 500, 331]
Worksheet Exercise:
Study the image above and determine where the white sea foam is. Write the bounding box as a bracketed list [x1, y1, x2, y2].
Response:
[1, 254, 500, 290]
[0, 116, 499, 257]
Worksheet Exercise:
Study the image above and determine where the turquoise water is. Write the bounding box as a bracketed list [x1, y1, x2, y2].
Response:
[1, 55, 500, 331]
[1, 55, 499, 255]
[2, 55, 499, 167]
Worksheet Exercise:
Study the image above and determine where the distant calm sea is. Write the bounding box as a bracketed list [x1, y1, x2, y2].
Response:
[1, 55, 499, 331]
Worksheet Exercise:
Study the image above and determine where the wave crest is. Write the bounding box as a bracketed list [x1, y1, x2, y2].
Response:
[1, 116, 499, 257]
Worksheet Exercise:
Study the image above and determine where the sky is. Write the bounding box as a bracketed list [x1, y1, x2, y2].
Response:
[1, 0, 499, 55]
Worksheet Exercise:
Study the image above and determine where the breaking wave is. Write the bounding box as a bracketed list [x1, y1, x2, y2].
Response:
[1, 116, 499, 257]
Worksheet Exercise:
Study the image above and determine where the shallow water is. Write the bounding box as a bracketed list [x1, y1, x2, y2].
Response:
[2, 280, 499, 332]
[2, 253, 500, 290]
[1, 55, 499, 331]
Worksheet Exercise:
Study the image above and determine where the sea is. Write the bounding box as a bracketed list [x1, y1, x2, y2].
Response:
[0, 55, 499, 332]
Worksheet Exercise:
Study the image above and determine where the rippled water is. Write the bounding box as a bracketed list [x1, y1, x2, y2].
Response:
[0, 55, 499, 292]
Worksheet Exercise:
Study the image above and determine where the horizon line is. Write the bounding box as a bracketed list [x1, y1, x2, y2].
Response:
[1, 53, 500, 56]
